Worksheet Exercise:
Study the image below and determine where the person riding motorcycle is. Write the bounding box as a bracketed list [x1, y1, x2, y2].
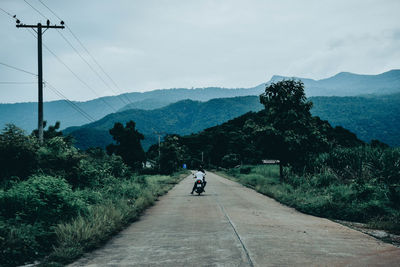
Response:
[190, 168, 206, 194]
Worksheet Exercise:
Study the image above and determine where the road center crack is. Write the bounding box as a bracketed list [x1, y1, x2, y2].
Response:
[213, 193, 255, 267]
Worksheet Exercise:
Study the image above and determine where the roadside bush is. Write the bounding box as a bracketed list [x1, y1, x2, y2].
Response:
[309, 168, 339, 188]
[0, 221, 43, 266]
[0, 124, 38, 182]
[0, 175, 86, 266]
[37, 137, 83, 186]
[0, 174, 86, 224]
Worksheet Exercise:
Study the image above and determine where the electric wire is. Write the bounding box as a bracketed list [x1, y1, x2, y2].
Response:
[0, 82, 36, 84]
[37, 0, 134, 105]
[23, 1, 120, 112]
[56, 29, 129, 106]
[25, 28, 119, 112]
[44, 80, 96, 122]
[23, 0, 47, 20]
[24, 0, 131, 111]
[0, 60, 95, 123]
[0, 6, 16, 19]
[45, 86, 95, 122]
[0, 61, 37, 76]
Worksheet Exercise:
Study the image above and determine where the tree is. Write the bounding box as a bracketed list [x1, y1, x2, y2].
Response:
[159, 135, 187, 174]
[32, 121, 62, 139]
[106, 121, 145, 170]
[260, 80, 313, 131]
[259, 80, 327, 168]
[32, 121, 74, 145]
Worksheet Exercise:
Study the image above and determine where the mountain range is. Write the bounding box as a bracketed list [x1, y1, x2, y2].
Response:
[64, 93, 400, 150]
[63, 96, 264, 150]
[1, 70, 399, 133]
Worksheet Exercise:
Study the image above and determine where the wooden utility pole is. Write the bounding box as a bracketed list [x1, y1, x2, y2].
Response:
[153, 131, 166, 171]
[16, 20, 64, 144]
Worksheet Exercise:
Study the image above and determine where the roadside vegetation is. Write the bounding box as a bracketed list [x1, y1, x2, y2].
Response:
[222, 144, 400, 234]
[0, 124, 187, 266]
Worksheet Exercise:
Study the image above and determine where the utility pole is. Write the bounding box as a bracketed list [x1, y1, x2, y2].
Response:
[158, 134, 161, 164]
[153, 131, 166, 171]
[16, 19, 64, 144]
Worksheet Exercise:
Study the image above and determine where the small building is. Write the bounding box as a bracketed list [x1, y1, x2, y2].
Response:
[262, 159, 280, 165]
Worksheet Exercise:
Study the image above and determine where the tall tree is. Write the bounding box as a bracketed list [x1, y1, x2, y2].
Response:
[106, 121, 145, 170]
[259, 80, 327, 168]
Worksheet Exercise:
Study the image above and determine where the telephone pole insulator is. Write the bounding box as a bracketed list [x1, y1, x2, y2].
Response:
[16, 21, 65, 144]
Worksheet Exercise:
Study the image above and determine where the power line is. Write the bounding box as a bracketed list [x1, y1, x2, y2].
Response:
[37, 0, 134, 105]
[25, 28, 118, 112]
[23, 0, 47, 20]
[37, 0, 61, 21]
[44, 81, 96, 122]
[0, 61, 38, 76]
[66, 27, 134, 105]
[0, 62, 96, 122]
[56, 29, 129, 106]
[0, 6, 15, 19]
[24, 0, 127, 110]
[0, 81, 36, 84]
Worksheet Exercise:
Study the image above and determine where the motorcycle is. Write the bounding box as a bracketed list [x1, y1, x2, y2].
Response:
[194, 179, 204, 195]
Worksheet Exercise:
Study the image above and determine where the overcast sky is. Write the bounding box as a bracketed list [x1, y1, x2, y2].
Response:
[0, 0, 399, 103]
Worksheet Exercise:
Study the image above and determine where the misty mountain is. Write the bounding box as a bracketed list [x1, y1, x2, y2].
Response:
[64, 96, 264, 150]
[65, 93, 400, 151]
[0, 85, 265, 133]
[1, 69, 399, 133]
[271, 69, 400, 96]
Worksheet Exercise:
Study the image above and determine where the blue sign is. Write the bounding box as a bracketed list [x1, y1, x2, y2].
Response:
[183, 164, 187, 169]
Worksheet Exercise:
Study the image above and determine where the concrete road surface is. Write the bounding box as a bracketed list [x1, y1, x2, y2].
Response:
[70, 172, 400, 266]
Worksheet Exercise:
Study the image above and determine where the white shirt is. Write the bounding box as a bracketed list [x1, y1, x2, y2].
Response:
[194, 171, 205, 181]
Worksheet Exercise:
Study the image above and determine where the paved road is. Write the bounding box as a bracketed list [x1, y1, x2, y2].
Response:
[70, 172, 400, 266]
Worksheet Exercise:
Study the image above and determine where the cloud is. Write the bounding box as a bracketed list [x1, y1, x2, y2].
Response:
[0, 0, 399, 102]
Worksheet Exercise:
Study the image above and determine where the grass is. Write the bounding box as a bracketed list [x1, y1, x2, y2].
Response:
[41, 171, 189, 266]
[220, 165, 400, 234]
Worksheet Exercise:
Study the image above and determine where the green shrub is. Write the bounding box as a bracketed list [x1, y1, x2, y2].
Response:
[0, 175, 86, 224]
[309, 168, 339, 188]
[0, 174, 87, 265]
[0, 124, 38, 182]
[252, 165, 280, 178]
[37, 137, 83, 186]
[0, 222, 44, 266]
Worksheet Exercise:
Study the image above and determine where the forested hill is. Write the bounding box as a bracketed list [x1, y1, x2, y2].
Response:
[310, 93, 400, 147]
[65, 93, 400, 150]
[0, 85, 265, 133]
[1, 69, 399, 133]
[64, 96, 264, 150]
